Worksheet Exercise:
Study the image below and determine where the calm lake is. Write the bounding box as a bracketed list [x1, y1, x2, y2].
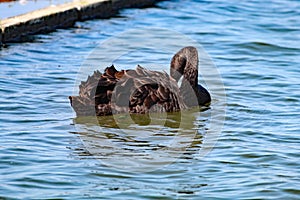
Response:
[1, 0, 299, 199]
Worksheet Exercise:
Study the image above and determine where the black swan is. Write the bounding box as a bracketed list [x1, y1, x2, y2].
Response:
[69, 46, 211, 116]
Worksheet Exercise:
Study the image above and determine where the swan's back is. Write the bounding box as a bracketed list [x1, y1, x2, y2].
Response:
[69, 65, 186, 116]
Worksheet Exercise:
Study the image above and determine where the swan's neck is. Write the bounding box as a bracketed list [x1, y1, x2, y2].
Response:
[180, 75, 199, 107]
[170, 46, 199, 88]
[183, 61, 198, 89]
[170, 47, 200, 106]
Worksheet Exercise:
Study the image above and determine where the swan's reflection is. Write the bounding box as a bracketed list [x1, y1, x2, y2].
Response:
[73, 107, 210, 172]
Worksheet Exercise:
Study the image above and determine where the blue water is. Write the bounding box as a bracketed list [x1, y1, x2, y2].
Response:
[1, 0, 300, 199]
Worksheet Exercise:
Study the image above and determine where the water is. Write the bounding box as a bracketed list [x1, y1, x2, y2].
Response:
[1, 0, 300, 199]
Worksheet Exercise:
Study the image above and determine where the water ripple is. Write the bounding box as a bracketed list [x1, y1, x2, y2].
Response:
[0, 0, 299, 199]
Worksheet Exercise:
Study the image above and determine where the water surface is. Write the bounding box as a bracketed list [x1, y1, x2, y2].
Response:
[1, 0, 300, 199]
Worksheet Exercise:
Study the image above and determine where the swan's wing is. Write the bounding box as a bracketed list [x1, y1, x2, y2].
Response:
[112, 65, 186, 113]
[70, 65, 186, 116]
[70, 66, 118, 116]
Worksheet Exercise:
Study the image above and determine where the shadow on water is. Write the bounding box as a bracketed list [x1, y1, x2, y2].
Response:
[72, 107, 210, 172]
